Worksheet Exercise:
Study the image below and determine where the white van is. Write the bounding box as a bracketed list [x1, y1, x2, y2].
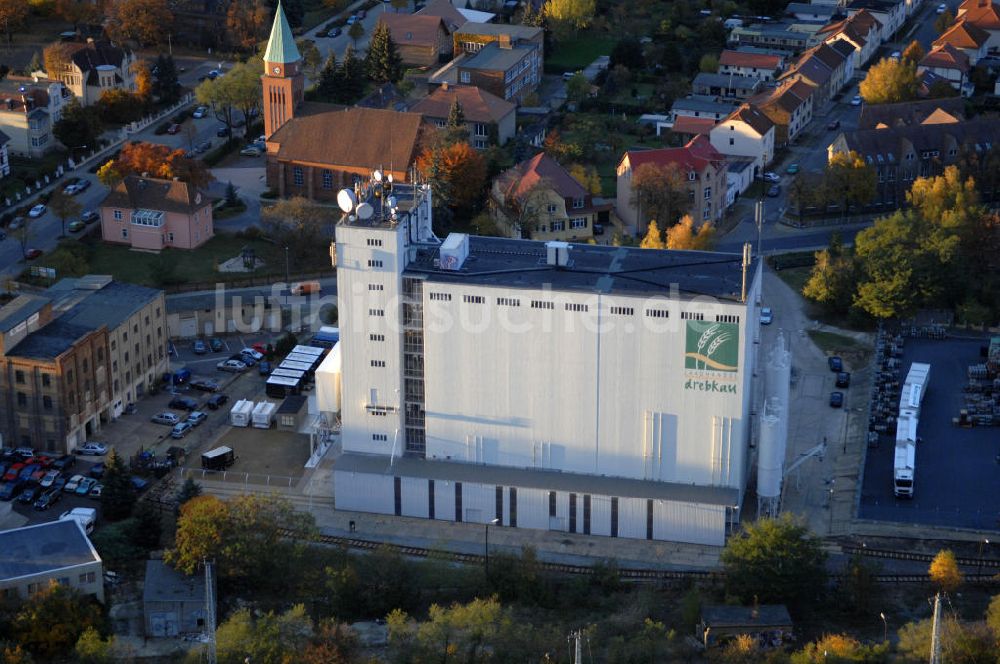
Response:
[290, 281, 321, 296]
[60, 507, 97, 535]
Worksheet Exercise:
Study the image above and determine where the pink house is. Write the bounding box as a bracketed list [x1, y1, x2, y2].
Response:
[98, 175, 214, 250]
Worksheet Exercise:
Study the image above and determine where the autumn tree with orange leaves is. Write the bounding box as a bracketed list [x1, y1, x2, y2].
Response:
[97, 142, 213, 188]
[416, 139, 487, 214]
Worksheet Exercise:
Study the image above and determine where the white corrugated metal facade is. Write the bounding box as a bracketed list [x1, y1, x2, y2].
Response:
[329, 188, 760, 547]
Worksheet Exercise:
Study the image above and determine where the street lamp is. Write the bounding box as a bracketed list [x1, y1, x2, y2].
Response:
[979, 538, 990, 577]
[284, 245, 290, 286]
[879, 612, 887, 643]
[484, 517, 500, 576]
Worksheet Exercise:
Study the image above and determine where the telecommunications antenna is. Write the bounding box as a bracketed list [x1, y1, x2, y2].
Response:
[356, 202, 374, 220]
[387, 196, 398, 210]
[373, 169, 383, 182]
[337, 189, 357, 214]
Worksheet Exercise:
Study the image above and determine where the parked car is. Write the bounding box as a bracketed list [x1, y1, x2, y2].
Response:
[81, 210, 99, 224]
[234, 351, 257, 365]
[209, 338, 224, 352]
[242, 347, 264, 361]
[52, 477, 67, 492]
[34, 487, 62, 510]
[3, 463, 24, 482]
[64, 474, 85, 492]
[171, 422, 193, 439]
[763, 172, 780, 183]
[826, 119, 840, 130]
[218, 359, 248, 372]
[828, 356, 843, 372]
[829, 391, 844, 408]
[192, 106, 208, 118]
[52, 454, 76, 471]
[67, 220, 86, 232]
[217, 126, 229, 137]
[327, 27, 342, 36]
[0, 481, 24, 501]
[76, 442, 107, 456]
[88, 483, 103, 499]
[63, 183, 81, 195]
[131, 476, 150, 493]
[190, 378, 220, 392]
[169, 396, 199, 411]
[193, 339, 208, 354]
[166, 123, 182, 134]
[357, 9, 366, 18]
[206, 393, 229, 410]
[75, 179, 91, 192]
[39, 470, 60, 488]
[240, 146, 262, 157]
[29, 455, 54, 468]
[851, 95, 862, 106]
[785, 163, 799, 175]
[89, 463, 105, 479]
[18, 464, 40, 482]
[187, 411, 207, 427]
[760, 307, 773, 325]
[258, 361, 272, 376]
[8, 217, 23, 230]
[937, 2, 947, 12]
[890, 50, 901, 60]
[152, 412, 181, 425]
[76, 477, 97, 496]
[25, 248, 43, 259]
[196, 140, 212, 153]
[836, 371, 851, 388]
[766, 184, 781, 197]
[28, 204, 47, 218]
[18, 486, 39, 504]
[14, 447, 36, 459]
[346, 15, 359, 24]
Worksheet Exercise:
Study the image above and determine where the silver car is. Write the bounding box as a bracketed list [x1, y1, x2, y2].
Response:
[152, 412, 180, 425]
[217, 359, 247, 373]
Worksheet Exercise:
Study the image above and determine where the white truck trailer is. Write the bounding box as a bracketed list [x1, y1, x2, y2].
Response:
[252, 401, 277, 429]
[230, 399, 254, 427]
[893, 362, 931, 497]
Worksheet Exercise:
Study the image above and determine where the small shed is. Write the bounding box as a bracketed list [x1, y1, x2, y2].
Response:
[277, 394, 309, 432]
[143, 560, 208, 637]
[699, 604, 793, 647]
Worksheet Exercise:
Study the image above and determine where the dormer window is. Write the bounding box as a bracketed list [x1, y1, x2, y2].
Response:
[688, 171, 696, 181]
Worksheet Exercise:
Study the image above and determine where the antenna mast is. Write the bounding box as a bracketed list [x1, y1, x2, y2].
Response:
[204, 560, 217, 664]
[929, 593, 942, 664]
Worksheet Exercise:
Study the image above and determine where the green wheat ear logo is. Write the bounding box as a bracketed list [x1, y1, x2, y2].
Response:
[685, 321, 739, 372]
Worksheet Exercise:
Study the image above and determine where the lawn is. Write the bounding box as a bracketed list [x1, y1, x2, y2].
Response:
[82, 235, 279, 286]
[807, 330, 871, 365]
[773, 265, 811, 295]
[545, 35, 615, 73]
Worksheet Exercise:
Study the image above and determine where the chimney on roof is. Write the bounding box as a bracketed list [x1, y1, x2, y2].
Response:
[441, 81, 449, 91]
[499, 33, 512, 49]
[87, 37, 94, 44]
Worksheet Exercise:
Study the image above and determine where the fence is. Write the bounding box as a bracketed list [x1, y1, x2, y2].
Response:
[178, 467, 301, 489]
[1, 93, 195, 212]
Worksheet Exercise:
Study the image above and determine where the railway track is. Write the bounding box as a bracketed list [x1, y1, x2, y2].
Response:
[842, 545, 1000, 569]
[278, 529, 1000, 584]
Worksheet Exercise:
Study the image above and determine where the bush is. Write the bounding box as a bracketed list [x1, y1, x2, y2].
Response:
[261, 189, 279, 200]
[203, 139, 239, 167]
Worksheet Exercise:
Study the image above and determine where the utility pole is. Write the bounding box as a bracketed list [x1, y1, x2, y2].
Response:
[929, 593, 942, 664]
[569, 630, 583, 664]
[755, 198, 764, 258]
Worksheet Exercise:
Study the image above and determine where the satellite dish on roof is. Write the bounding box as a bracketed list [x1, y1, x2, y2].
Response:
[373, 169, 383, 182]
[337, 189, 357, 213]
[356, 202, 374, 220]
[387, 173, 394, 183]
[387, 196, 397, 209]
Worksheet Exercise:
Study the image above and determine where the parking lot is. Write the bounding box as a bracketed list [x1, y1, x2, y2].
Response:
[859, 336, 1000, 531]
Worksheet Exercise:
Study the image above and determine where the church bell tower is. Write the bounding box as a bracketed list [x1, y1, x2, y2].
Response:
[262, 0, 304, 138]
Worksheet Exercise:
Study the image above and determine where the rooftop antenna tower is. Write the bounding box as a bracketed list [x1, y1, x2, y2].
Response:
[204, 560, 217, 664]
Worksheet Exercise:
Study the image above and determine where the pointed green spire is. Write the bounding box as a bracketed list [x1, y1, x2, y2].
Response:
[264, 0, 301, 65]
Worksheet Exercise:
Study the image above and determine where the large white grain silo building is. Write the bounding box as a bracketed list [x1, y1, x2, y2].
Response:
[327, 180, 762, 546]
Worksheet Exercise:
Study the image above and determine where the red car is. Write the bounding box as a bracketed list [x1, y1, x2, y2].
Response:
[3, 463, 24, 482]
[166, 123, 181, 134]
[24, 248, 42, 260]
[26, 455, 54, 468]
[252, 342, 268, 354]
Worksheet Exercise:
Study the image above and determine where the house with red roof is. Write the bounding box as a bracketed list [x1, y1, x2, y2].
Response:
[491, 153, 604, 241]
[934, 19, 990, 64]
[956, 0, 1000, 50]
[378, 13, 453, 67]
[718, 50, 784, 82]
[615, 135, 729, 235]
[919, 43, 972, 92]
[410, 83, 515, 147]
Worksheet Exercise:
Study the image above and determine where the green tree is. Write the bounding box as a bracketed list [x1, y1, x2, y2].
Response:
[297, 39, 323, 80]
[609, 36, 644, 71]
[132, 499, 163, 550]
[53, 99, 102, 155]
[631, 161, 690, 230]
[838, 553, 880, 616]
[898, 616, 996, 663]
[348, 18, 365, 48]
[196, 58, 263, 140]
[175, 477, 202, 512]
[48, 189, 82, 238]
[97, 89, 145, 124]
[852, 210, 928, 318]
[100, 448, 135, 521]
[167, 494, 316, 589]
[12, 582, 104, 660]
[215, 605, 314, 664]
[790, 634, 887, 663]
[74, 627, 114, 664]
[543, 0, 595, 39]
[803, 234, 858, 315]
[823, 150, 876, 216]
[987, 593, 1000, 637]
[388, 597, 508, 662]
[720, 514, 826, 608]
[901, 39, 925, 64]
[105, 0, 174, 46]
[317, 51, 339, 99]
[699, 53, 719, 73]
[337, 44, 365, 102]
[639, 220, 665, 249]
[859, 57, 918, 104]
[0, 0, 29, 47]
[934, 8, 954, 34]
[565, 71, 591, 104]
[90, 518, 144, 569]
[153, 54, 181, 104]
[366, 21, 402, 83]
[666, 214, 716, 250]
[929, 549, 963, 593]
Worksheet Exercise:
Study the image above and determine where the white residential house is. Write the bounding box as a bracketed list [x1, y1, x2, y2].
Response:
[710, 103, 776, 177]
[847, 0, 905, 41]
[717, 50, 784, 81]
[817, 10, 884, 68]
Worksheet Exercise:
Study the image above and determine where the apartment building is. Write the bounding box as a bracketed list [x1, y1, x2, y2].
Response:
[48, 39, 137, 107]
[0, 80, 71, 157]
